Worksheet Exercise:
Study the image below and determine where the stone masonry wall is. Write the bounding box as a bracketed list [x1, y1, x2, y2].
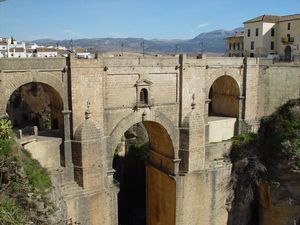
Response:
[1, 55, 299, 225]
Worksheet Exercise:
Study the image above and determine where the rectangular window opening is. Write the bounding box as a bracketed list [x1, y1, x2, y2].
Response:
[271, 28, 275, 37]
[251, 41, 255, 50]
[270, 41, 274, 50]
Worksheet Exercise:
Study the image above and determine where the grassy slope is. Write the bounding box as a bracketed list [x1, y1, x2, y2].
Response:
[0, 136, 54, 224]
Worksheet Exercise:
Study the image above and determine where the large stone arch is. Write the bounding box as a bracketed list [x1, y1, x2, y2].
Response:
[108, 108, 178, 225]
[1, 71, 64, 117]
[109, 108, 178, 163]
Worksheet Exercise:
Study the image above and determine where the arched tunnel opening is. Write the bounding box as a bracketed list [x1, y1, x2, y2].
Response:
[113, 123, 149, 225]
[6, 82, 64, 137]
[112, 121, 176, 225]
[207, 75, 240, 142]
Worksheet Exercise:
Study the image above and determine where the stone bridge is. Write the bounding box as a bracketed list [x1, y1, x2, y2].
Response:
[0, 54, 299, 225]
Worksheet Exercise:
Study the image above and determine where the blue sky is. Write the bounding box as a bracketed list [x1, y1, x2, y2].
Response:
[0, 0, 299, 40]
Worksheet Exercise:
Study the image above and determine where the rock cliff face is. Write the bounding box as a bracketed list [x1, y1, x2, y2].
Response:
[258, 170, 300, 225]
[228, 100, 300, 225]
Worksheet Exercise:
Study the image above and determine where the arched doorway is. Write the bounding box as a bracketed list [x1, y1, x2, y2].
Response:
[284, 46, 292, 61]
[209, 75, 240, 117]
[112, 121, 176, 225]
[6, 82, 64, 137]
[207, 75, 240, 142]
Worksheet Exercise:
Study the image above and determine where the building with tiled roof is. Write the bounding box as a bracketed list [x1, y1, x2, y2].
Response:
[243, 13, 300, 60]
[73, 47, 91, 59]
[226, 32, 244, 57]
[33, 48, 58, 58]
[244, 15, 280, 24]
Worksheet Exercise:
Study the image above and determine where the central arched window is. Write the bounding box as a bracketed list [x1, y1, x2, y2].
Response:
[140, 88, 148, 105]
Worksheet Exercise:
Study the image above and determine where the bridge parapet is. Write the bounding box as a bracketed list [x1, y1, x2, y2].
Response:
[0, 57, 66, 71]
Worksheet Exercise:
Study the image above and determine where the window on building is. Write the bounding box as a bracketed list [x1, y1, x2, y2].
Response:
[140, 88, 148, 105]
[241, 43, 244, 50]
[288, 22, 291, 30]
[247, 29, 251, 37]
[237, 43, 240, 50]
[256, 28, 259, 36]
[229, 43, 232, 50]
[251, 41, 255, 50]
[233, 43, 236, 50]
[270, 41, 274, 50]
[271, 28, 275, 37]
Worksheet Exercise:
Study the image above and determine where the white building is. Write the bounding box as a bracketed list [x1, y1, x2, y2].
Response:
[74, 47, 91, 59]
[8, 47, 26, 58]
[33, 48, 58, 58]
[0, 37, 26, 58]
[0, 39, 8, 57]
[0, 37, 90, 59]
[243, 14, 300, 60]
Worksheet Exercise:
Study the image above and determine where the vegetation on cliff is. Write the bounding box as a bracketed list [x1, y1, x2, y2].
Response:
[228, 99, 300, 225]
[0, 118, 55, 225]
[260, 99, 300, 169]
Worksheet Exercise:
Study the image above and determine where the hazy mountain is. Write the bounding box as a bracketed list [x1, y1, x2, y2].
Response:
[28, 27, 243, 54]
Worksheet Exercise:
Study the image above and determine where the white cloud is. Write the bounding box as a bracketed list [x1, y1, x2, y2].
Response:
[190, 22, 211, 35]
[197, 23, 210, 28]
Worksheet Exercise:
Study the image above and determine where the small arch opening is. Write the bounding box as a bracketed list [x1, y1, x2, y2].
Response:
[6, 82, 64, 137]
[207, 75, 240, 142]
[208, 75, 240, 117]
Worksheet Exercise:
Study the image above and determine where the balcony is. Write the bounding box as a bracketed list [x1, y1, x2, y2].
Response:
[282, 36, 294, 44]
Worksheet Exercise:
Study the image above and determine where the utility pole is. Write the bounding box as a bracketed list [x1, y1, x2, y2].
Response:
[70, 39, 74, 52]
[199, 42, 203, 55]
[141, 41, 145, 56]
[121, 42, 124, 56]
[175, 44, 179, 55]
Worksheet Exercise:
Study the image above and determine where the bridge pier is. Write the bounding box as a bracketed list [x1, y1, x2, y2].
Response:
[62, 109, 74, 182]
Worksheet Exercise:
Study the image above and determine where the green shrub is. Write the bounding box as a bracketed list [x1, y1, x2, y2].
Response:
[0, 136, 54, 224]
[130, 142, 149, 160]
[0, 139, 13, 157]
[230, 132, 258, 162]
[0, 118, 12, 140]
[0, 195, 23, 225]
[21, 149, 52, 194]
[260, 99, 300, 168]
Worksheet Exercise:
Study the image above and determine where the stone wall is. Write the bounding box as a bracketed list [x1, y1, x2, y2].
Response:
[1, 55, 299, 225]
[257, 61, 300, 117]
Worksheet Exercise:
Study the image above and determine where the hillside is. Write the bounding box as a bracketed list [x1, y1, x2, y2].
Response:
[27, 27, 243, 54]
[0, 119, 58, 224]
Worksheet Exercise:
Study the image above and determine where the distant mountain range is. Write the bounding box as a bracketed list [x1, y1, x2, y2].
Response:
[27, 27, 243, 55]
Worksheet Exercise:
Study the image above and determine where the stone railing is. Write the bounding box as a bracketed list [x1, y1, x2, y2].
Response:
[16, 126, 38, 144]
